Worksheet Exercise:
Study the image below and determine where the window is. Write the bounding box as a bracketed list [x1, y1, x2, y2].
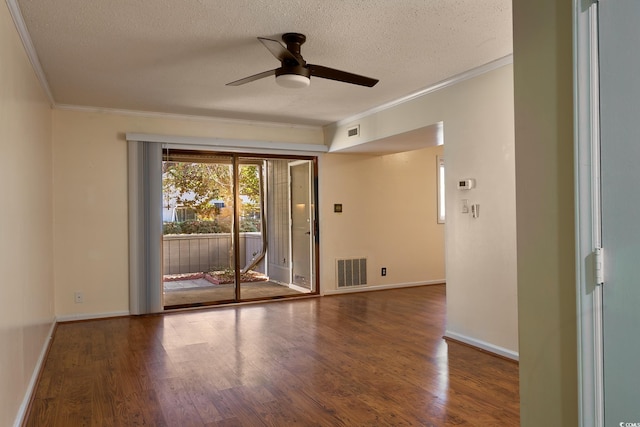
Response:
[175, 206, 197, 222]
[437, 155, 445, 223]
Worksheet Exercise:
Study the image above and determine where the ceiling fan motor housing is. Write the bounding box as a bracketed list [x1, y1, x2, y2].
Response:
[282, 33, 306, 57]
[275, 65, 310, 79]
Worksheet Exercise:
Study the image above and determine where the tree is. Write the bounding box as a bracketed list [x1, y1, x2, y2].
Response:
[163, 161, 261, 221]
[163, 162, 226, 219]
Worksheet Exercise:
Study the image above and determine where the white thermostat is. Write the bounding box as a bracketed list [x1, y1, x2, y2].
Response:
[457, 178, 476, 190]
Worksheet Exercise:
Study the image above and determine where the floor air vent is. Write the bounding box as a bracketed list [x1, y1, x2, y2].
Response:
[336, 258, 367, 287]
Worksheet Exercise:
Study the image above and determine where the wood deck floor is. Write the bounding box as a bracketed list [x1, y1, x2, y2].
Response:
[25, 285, 519, 426]
[163, 280, 307, 308]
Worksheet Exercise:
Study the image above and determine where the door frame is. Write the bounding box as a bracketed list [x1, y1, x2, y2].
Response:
[574, 1, 604, 426]
[160, 150, 321, 307]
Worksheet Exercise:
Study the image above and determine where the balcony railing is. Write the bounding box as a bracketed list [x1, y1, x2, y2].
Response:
[162, 232, 264, 275]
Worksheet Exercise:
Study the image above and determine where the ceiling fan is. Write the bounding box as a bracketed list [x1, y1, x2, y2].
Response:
[226, 33, 379, 89]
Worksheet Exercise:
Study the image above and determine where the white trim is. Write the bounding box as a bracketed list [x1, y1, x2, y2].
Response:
[55, 311, 130, 323]
[331, 55, 513, 128]
[321, 280, 444, 296]
[5, 0, 55, 105]
[574, 1, 604, 426]
[126, 133, 328, 154]
[444, 331, 519, 361]
[55, 104, 322, 131]
[12, 319, 56, 427]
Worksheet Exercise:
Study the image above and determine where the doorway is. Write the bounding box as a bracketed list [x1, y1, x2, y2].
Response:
[161, 150, 318, 308]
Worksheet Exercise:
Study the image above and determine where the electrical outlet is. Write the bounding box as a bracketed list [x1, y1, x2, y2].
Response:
[74, 291, 83, 304]
[381, 267, 387, 276]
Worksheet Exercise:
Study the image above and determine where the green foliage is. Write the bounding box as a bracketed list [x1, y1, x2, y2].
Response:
[239, 218, 260, 232]
[163, 222, 182, 234]
[239, 165, 260, 200]
[163, 220, 228, 235]
[162, 218, 261, 235]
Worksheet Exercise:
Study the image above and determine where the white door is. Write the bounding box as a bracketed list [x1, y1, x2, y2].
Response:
[599, 1, 640, 424]
[288, 161, 314, 290]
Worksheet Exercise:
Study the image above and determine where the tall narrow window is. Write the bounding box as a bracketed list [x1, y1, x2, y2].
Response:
[437, 155, 445, 223]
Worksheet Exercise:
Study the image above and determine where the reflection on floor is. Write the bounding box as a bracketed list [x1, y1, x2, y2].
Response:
[26, 285, 520, 426]
[163, 278, 307, 307]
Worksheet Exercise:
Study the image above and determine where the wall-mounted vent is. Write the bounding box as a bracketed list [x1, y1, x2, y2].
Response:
[336, 257, 367, 287]
[347, 125, 360, 138]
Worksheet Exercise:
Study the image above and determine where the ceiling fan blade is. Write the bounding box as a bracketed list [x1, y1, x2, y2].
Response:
[308, 64, 379, 87]
[226, 69, 277, 86]
[258, 37, 300, 65]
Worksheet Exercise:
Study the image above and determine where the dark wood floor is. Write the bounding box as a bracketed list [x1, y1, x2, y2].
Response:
[25, 285, 519, 426]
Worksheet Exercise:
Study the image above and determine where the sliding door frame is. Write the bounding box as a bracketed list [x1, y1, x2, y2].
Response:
[574, 1, 604, 425]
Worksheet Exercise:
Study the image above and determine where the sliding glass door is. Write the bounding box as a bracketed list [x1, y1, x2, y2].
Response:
[161, 153, 237, 307]
[161, 151, 317, 308]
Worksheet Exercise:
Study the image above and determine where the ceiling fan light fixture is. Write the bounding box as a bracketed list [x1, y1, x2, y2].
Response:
[227, 34, 378, 88]
[275, 73, 310, 89]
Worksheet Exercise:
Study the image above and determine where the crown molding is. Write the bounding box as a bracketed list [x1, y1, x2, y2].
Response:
[54, 104, 323, 131]
[329, 54, 514, 129]
[6, 0, 55, 105]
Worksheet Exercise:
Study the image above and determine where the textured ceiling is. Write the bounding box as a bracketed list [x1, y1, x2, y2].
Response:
[16, 0, 512, 127]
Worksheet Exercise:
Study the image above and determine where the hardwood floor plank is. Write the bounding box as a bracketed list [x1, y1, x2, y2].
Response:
[25, 285, 519, 426]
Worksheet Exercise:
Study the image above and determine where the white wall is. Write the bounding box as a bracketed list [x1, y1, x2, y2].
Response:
[0, 3, 54, 426]
[52, 108, 323, 317]
[319, 147, 445, 293]
[326, 64, 518, 355]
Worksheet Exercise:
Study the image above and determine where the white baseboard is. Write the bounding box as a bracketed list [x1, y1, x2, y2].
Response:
[444, 330, 519, 361]
[13, 319, 56, 427]
[321, 280, 445, 296]
[56, 310, 130, 322]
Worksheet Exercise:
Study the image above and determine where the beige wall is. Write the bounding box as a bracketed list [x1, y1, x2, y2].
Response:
[326, 64, 518, 355]
[0, 3, 54, 426]
[52, 109, 323, 317]
[513, 1, 578, 425]
[52, 107, 444, 314]
[319, 146, 445, 293]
